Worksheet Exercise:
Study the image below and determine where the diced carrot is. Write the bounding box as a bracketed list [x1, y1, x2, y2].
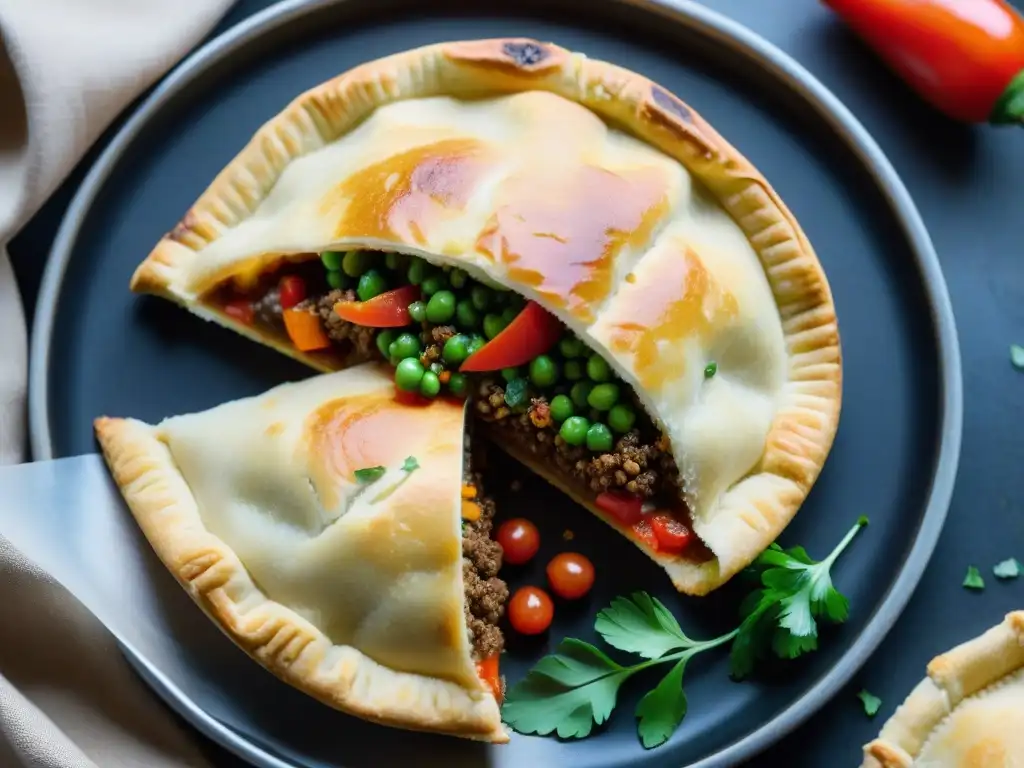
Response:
[476, 654, 503, 703]
[461, 500, 482, 521]
[282, 308, 331, 352]
[461, 485, 477, 500]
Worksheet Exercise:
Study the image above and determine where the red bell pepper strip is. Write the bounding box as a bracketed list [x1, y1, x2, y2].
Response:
[278, 275, 308, 310]
[459, 301, 563, 372]
[649, 513, 694, 555]
[595, 491, 644, 527]
[823, 0, 1024, 124]
[333, 285, 420, 328]
[476, 654, 503, 703]
[223, 299, 255, 326]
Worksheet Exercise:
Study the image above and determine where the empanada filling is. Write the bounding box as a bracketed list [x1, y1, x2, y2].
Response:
[208, 251, 706, 561]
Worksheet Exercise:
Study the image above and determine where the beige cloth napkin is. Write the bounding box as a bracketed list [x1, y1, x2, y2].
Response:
[0, 1, 235, 765]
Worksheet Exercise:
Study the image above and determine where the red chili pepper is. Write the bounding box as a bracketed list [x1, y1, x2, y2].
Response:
[595, 491, 644, 526]
[475, 654, 503, 703]
[223, 299, 254, 326]
[649, 513, 694, 555]
[278, 275, 307, 310]
[459, 301, 563, 372]
[823, 0, 1024, 124]
[333, 285, 420, 328]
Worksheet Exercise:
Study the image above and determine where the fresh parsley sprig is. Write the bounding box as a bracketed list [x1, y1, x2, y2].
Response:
[730, 515, 868, 678]
[502, 517, 868, 748]
[502, 593, 735, 748]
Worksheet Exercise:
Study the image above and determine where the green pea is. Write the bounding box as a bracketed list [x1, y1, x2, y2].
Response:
[483, 313, 507, 340]
[559, 336, 586, 358]
[570, 381, 594, 408]
[608, 404, 636, 434]
[342, 250, 373, 278]
[408, 259, 428, 285]
[467, 335, 486, 357]
[326, 270, 346, 290]
[448, 372, 468, 397]
[586, 422, 614, 452]
[419, 371, 441, 397]
[376, 330, 398, 359]
[529, 355, 559, 388]
[470, 285, 492, 311]
[442, 334, 470, 366]
[586, 354, 612, 382]
[501, 367, 520, 383]
[426, 290, 457, 323]
[559, 416, 590, 446]
[587, 383, 620, 411]
[384, 252, 401, 270]
[395, 358, 425, 391]
[501, 306, 520, 325]
[456, 300, 479, 329]
[388, 333, 421, 361]
[421, 274, 447, 297]
[564, 359, 584, 381]
[449, 268, 468, 289]
[356, 269, 387, 301]
[407, 301, 426, 323]
[549, 394, 574, 423]
[320, 250, 343, 271]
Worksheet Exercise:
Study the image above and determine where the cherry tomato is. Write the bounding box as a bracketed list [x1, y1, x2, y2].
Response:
[278, 275, 307, 309]
[223, 299, 254, 325]
[495, 518, 540, 565]
[595, 491, 643, 526]
[546, 552, 595, 600]
[649, 513, 694, 555]
[507, 586, 554, 635]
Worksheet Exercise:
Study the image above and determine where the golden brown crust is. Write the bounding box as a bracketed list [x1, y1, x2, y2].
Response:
[861, 611, 1024, 766]
[131, 38, 840, 594]
[93, 414, 507, 742]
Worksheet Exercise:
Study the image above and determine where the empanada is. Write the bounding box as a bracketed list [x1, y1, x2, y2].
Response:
[94, 363, 508, 742]
[129, 38, 841, 595]
[862, 611, 1024, 766]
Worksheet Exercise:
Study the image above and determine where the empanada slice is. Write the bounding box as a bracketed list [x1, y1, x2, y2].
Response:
[94, 363, 508, 742]
[862, 611, 1024, 767]
[129, 38, 841, 595]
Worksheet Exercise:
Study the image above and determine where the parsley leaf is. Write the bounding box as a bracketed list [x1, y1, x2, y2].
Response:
[963, 565, 985, 590]
[636, 657, 687, 748]
[504, 378, 530, 409]
[402, 456, 419, 472]
[502, 639, 630, 739]
[858, 690, 882, 717]
[353, 466, 385, 483]
[994, 558, 1022, 580]
[730, 516, 867, 678]
[1011, 344, 1024, 370]
[595, 592, 693, 659]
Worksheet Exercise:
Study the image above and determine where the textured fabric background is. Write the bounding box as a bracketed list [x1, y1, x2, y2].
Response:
[0, 2, 233, 764]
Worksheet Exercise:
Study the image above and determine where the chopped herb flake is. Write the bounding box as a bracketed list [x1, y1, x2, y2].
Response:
[402, 456, 419, 472]
[963, 565, 985, 590]
[1011, 344, 1024, 370]
[704, 361, 717, 378]
[858, 690, 882, 717]
[993, 558, 1022, 580]
[353, 466, 386, 483]
[504, 378, 530, 409]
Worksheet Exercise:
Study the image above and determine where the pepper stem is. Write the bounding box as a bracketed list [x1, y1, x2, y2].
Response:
[990, 69, 1024, 125]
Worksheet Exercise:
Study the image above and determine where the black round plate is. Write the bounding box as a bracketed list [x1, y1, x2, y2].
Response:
[29, 0, 961, 766]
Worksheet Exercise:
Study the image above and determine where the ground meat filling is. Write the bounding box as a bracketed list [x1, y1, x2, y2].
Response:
[461, 469, 508, 660]
[294, 289, 378, 360]
[473, 378, 681, 501]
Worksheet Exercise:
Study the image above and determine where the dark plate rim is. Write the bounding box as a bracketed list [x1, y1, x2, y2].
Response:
[27, 0, 964, 765]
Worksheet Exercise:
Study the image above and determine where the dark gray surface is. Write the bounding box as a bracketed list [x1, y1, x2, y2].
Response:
[8, 1, 1020, 766]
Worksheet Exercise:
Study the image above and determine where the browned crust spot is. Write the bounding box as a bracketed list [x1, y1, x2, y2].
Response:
[442, 38, 566, 75]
